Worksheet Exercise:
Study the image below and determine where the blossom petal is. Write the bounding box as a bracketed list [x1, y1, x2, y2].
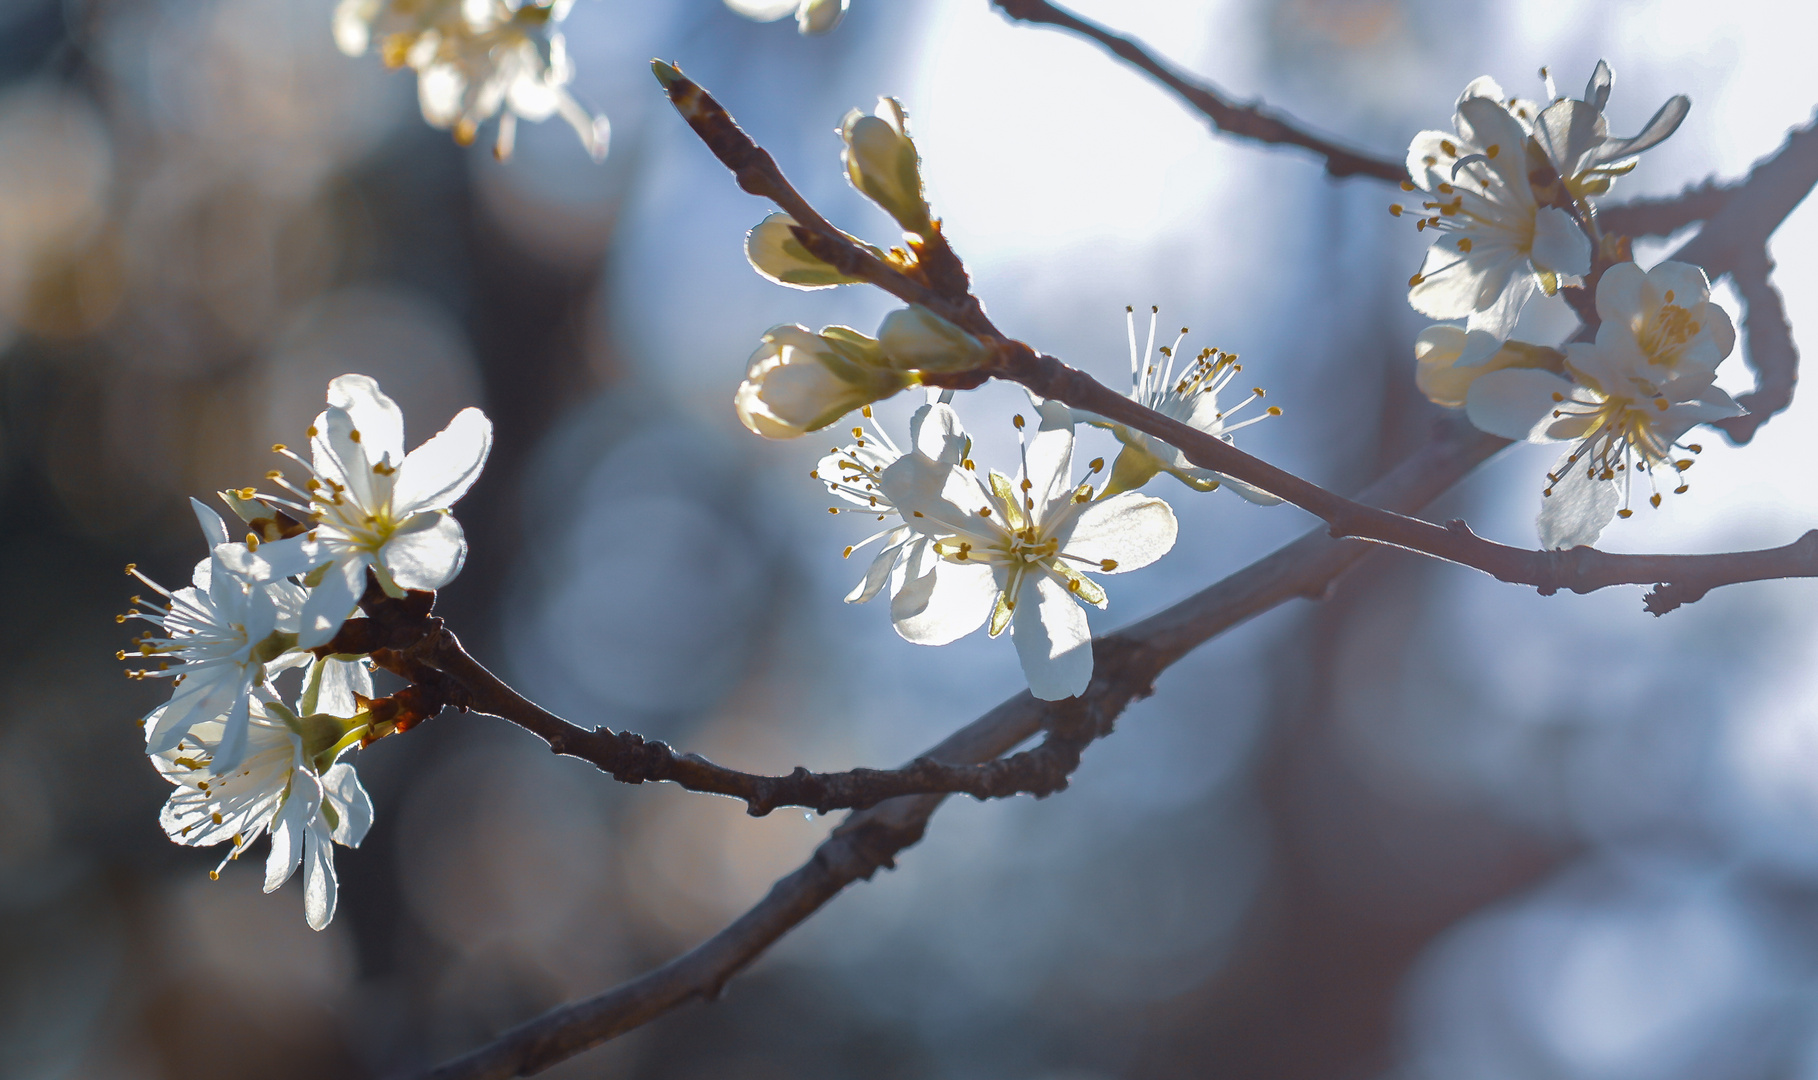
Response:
[263, 773, 321, 893]
[209, 690, 254, 776]
[1059, 493, 1177, 573]
[146, 667, 245, 755]
[1593, 261, 1647, 326]
[302, 824, 338, 931]
[191, 498, 231, 548]
[297, 555, 369, 649]
[326, 374, 407, 464]
[1466, 368, 1576, 442]
[846, 532, 909, 604]
[889, 543, 994, 646]
[1645, 260, 1712, 308]
[321, 762, 373, 847]
[1531, 207, 1591, 276]
[392, 407, 493, 517]
[1534, 98, 1607, 178]
[1019, 400, 1075, 523]
[316, 657, 374, 717]
[909, 402, 968, 465]
[381, 512, 466, 591]
[1013, 573, 1093, 701]
[1537, 448, 1619, 549]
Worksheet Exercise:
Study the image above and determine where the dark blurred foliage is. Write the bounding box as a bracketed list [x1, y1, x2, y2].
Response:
[7, 1, 1818, 1079]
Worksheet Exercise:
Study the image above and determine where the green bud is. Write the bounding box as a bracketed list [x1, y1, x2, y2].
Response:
[735, 324, 913, 439]
[745, 213, 868, 289]
[840, 98, 932, 235]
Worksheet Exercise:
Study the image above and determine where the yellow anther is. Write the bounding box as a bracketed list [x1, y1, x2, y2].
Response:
[1409, 273, 1426, 287]
[306, 425, 319, 438]
[1551, 392, 1565, 402]
[1437, 182, 1454, 194]
[211, 812, 223, 824]
[1013, 415, 1025, 429]
[912, 511, 924, 518]
[1457, 237, 1473, 253]
[1100, 559, 1118, 571]
[1390, 205, 1404, 217]
[209, 870, 219, 881]
[1400, 180, 1416, 191]
[1089, 457, 1104, 473]
[124, 563, 136, 574]
[1440, 139, 1457, 156]
[978, 507, 992, 517]
[272, 443, 287, 452]
[1266, 406, 1283, 417]
[349, 429, 362, 443]
[1664, 290, 1675, 303]
[1650, 493, 1663, 508]
[266, 470, 282, 480]
[1617, 508, 1633, 518]
[1486, 144, 1500, 158]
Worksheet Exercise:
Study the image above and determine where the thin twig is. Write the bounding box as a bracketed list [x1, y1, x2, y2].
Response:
[990, 0, 1406, 182]
[1717, 244, 1799, 443]
[412, 412, 1505, 1080]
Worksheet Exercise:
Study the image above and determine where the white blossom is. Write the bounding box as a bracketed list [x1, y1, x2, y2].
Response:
[722, 0, 849, 36]
[125, 501, 313, 773]
[1080, 306, 1282, 499]
[1527, 61, 1690, 203]
[266, 374, 492, 649]
[153, 676, 374, 931]
[334, 0, 607, 161]
[1399, 77, 1592, 340]
[745, 212, 868, 290]
[1463, 261, 1741, 547]
[875, 401, 1177, 700]
[877, 305, 992, 374]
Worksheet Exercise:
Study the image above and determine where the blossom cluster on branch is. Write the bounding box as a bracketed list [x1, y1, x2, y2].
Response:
[121, 375, 491, 927]
[1397, 63, 1734, 547]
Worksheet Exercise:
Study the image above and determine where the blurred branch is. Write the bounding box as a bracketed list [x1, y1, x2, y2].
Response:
[660, 67, 1818, 609]
[1598, 177, 1736, 237]
[413, 412, 1507, 1080]
[989, 0, 1407, 182]
[1715, 245, 1798, 443]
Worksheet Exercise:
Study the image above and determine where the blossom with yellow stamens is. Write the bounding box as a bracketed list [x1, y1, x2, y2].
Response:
[876, 401, 1177, 700]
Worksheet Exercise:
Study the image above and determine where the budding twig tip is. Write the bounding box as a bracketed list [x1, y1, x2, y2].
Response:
[650, 59, 684, 90]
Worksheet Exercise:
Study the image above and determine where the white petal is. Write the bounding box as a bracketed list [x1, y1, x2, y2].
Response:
[316, 657, 374, 717]
[297, 555, 369, 649]
[890, 545, 995, 646]
[393, 407, 493, 516]
[381, 512, 466, 591]
[1059, 493, 1178, 573]
[145, 668, 243, 755]
[209, 690, 254, 775]
[1465, 368, 1575, 442]
[1013, 573, 1093, 701]
[191, 498, 230, 548]
[1019, 400, 1076, 523]
[321, 762, 373, 847]
[302, 824, 338, 930]
[909, 402, 968, 465]
[326, 374, 407, 464]
[1537, 448, 1619, 550]
[263, 774, 320, 893]
[846, 533, 908, 604]
[1530, 207, 1591, 276]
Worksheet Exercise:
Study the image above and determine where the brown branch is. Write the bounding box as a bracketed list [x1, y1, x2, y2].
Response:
[658, 69, 1818, 609]
[414, 412, 1507, 1080]
[990, 0, 1406, 182]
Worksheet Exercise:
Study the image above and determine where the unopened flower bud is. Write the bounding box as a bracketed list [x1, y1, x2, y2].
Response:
[878, 305, 991, 373]
[840, 98, 931, 235]
[797, 0, 847, 34]
[746, 213, 867, 289]
[735, 324, 913, 439]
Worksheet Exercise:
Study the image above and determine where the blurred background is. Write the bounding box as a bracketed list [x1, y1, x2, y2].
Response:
[4, 0, 1818, 1076]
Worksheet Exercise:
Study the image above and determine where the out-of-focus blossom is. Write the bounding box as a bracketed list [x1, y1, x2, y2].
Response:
[333, 0, 608, 161]
[1080, 306, 1282, 498]
[877, 401, 1177, 700]
[267, 374, 493, 647]
[723, 0, 849, 36]
[124, 503, 314, 773]
[153, 692, 374, 931]
[745, 212, 870, 289]
[1462, 261, 1740, 547]
[735, 324, 913, 439]
[842, 97, 932, 235]
[1399, 77, 1591, 341]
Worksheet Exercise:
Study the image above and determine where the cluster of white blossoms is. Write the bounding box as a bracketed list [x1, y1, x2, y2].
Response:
[722, 0, 848, 36]
[726, 88, 1285, 698]
[333, 0, 608, 161]
[122, 375, 491, 927]
[1401, 63, 1737, 548]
